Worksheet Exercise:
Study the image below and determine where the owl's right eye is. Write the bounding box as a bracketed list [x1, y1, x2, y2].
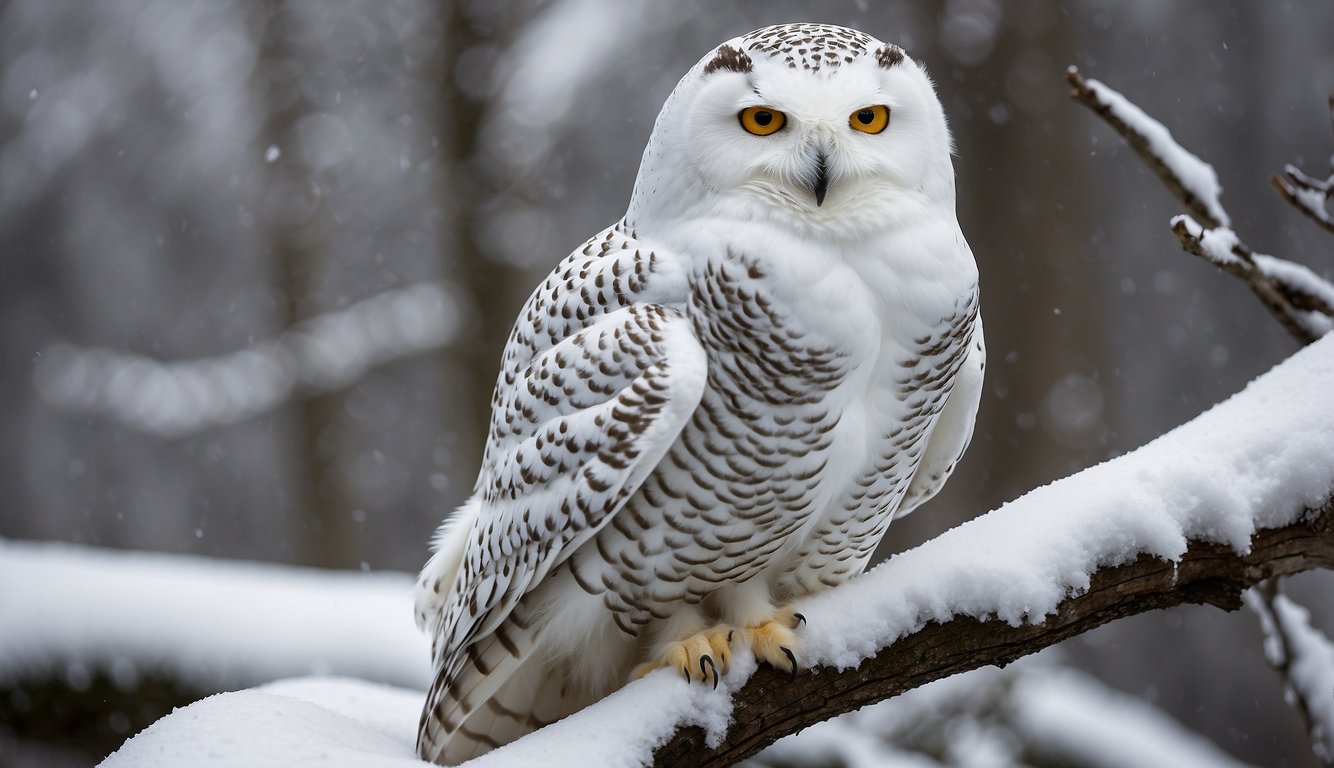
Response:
[739, 106, 786, 136]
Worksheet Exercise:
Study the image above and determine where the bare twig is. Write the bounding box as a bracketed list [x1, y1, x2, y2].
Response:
[655, 503, 1334, 768]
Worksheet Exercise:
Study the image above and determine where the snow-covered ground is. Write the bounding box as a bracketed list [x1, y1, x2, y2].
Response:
[79, 334, 1333, 765]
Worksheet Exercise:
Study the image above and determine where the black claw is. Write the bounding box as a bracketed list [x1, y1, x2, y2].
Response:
[727, 630, 734, 643]
[700, 655, 718, 690]
[682, 665, 691, 683]
[794, 612, 806, 627]
[781, 646, 797, 680]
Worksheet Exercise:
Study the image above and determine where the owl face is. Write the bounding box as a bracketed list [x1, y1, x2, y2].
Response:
[631, 24, 955, 235]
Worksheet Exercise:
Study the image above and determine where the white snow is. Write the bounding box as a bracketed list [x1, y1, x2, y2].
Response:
[101, 677, 426, 768]
[1283, 164, 1333, 227]
[1253, 253, 1334, 311]
[0, 539, 430, 692]
[33, 281, 460, 438]
[1172, 214, 1244, 268]
[1084, 76, 1230, 228]
[1245, 589, 1334, 761]
[99, 667, 744, 768]
[94, 335, 1334, 766]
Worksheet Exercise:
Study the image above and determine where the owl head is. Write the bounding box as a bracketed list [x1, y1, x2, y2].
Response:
[628, 23, 956, 236]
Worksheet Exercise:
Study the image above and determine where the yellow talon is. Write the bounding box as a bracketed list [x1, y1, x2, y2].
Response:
[742, 606, 803, 677]
[633, 625, 733, 688]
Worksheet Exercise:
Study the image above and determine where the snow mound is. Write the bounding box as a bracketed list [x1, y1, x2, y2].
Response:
[100, 677, 425, 768]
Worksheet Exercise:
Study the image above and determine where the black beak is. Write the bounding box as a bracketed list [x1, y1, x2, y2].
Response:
[812, 152, 829, 207]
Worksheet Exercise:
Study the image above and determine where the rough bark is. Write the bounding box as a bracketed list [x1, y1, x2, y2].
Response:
[654, 501, 1334, 768]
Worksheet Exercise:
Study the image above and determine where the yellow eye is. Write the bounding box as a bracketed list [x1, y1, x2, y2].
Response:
[850, 105, 890, 134]
[739, 106, 786, 136]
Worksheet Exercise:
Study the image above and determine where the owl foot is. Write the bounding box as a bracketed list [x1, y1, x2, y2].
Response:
[633, 625, 733, 689]
[742, 606, 804, 679]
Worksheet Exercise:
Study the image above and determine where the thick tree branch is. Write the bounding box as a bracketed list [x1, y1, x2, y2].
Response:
[655, 502, 1334, 768]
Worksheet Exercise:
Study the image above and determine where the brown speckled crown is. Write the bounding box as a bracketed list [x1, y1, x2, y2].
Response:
[735, 23, 903, 73]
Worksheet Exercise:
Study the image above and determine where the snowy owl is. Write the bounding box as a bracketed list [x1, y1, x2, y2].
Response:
[415, 23, 983, 764]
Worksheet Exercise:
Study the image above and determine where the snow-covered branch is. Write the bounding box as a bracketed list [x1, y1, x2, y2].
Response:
[657, 504, 1334, 767]
[1271, 97, 1334, 236]
[33, 282, 461, 438]
[1067, 67, 1334, 345]
[95, 334, 1334, 768]
[1064, 67, 1228, 229]
[1273, 163, 1334, 236]
[1245, 581, 1334, 764]
[1170, 215, 1334, 342]
[652, 333, 1334, 766]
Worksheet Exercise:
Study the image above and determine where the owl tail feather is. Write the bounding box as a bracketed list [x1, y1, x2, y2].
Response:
[417, 620, 588, 765]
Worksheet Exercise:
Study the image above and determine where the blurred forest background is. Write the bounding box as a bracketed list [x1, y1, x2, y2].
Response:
[2, 0, 1332, 766]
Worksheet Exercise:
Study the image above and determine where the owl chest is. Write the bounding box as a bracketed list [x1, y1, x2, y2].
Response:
[666, 249, 890, 520]
[685, 250, 877, 405]
[671, 244, 973, 534]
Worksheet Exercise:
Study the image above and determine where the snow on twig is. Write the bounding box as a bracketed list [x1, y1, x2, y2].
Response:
[1066, 67, 1229, 228]
[1069, 66, 1333, 345]
[33, 281, 461, 438]
[1245, 582, 1334, 764]
[1171, 215, 1334, 342]
[1274, 164, 1334, 235]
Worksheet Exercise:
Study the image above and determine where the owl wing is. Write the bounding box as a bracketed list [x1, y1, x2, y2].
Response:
[898, 308, 985, 517]
[425, 222, 705, 668]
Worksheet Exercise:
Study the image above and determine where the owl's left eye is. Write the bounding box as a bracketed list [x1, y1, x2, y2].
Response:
[739, 106, 787, 136]
[850, 105, 890, 134]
